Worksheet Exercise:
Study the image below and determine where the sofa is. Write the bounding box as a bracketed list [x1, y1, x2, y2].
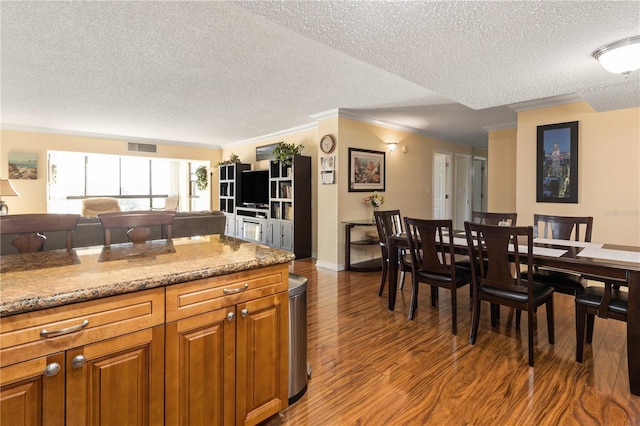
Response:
[1, 211, 226, 255]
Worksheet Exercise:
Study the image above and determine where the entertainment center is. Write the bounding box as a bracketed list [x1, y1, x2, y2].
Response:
[218, 156, 311, 258]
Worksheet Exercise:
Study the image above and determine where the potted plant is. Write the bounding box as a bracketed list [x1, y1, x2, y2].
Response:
[214, 153, 241, 169]
[272, 142, 304, 166]
[195, 165, 208, 191]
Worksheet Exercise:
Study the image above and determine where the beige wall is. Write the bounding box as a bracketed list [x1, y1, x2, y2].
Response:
[331, 117, 476, 269]
[0, 129, 221, 214]
[487, 128, 517, 213]
[516, 102, 640, 245]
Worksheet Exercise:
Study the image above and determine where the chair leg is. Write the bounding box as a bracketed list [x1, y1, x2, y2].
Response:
[399, 270, 406, 290]
[527, 309, 535, 367]
[377, 258, 388, 297]
[408, 278, 419, 320]
[430, 286, 438, 307]
[469, 292, 481, 344]
[546, 297, 554, 345]
[586, 314, 595, 344]
[515, 309, 521, 328]
[451, 287, 457, 335]
[490, 304, 499, 328]
[576, 303, 586, 362]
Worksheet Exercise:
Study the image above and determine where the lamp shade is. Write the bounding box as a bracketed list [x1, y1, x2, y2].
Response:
[593, 35, 640, 75]
[0, 179, 20, 197]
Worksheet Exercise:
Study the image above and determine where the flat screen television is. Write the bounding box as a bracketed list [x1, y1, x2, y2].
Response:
[241, 170, 269, 207]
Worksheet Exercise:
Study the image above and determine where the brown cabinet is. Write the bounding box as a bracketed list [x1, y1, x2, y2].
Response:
[1, 264, 289, 426]
[0, 288, 165, 426]
[1, 353, 65, 426]
[165, 264, 289, 426]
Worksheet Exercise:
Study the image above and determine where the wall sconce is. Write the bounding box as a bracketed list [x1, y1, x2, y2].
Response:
[386, 142, 398, 151]
[0, 179, 20, 215]
[593, 35, 640, 76]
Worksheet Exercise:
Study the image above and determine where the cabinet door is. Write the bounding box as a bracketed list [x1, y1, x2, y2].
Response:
[236, 293, 289, 426]
[1, 353, 65, 426]
[66, 326, 164, 426]
[280, 222, 293, 252]
[267, 221, 280, 248]
[165, 308, 235, 426]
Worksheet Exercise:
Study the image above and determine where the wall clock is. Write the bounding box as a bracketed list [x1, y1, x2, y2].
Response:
[320, 134, 335, 154]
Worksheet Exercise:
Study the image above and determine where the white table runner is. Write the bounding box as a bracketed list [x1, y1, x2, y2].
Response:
[577, 247, 640, 263]
[533, 238, 604, 249]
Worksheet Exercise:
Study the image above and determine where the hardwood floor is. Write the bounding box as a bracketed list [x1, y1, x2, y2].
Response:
[260, 258, 639, 426]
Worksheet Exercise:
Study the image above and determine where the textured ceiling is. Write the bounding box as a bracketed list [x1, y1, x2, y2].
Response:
[1, 1, 638, 148]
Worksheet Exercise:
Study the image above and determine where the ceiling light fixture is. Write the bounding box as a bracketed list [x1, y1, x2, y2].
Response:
[592, 35, 640, 76]
[386, 142, 398, 151]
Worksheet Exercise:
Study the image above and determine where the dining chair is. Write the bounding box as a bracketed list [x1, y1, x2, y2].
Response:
[529, 214, 594, 296]
[98, 210, 176, 246]
[374, 210, 411, 296]
[465, 221, 555, 366]
[152, 195, 179, 211]
[471, 211, 518, 226]
[459, 211, 518, 269]
[575, 283, 628, 362]
[0, 213, 81, 253]
[404, 217, 471, 335]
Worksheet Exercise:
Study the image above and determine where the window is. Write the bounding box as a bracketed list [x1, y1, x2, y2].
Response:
[47, 151, 209, 214]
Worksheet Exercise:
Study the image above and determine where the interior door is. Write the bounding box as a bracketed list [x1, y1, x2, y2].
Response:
[433, 152, 452, 220]
[472, 157, 487, 213]
[455, 154, 472, 230]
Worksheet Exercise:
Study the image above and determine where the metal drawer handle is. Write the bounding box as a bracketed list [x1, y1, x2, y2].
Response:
[223, 284, 249, 294]
[40, 320, 89, 338]
[45, 362, 61, 377]
[241, 308, 249, 318]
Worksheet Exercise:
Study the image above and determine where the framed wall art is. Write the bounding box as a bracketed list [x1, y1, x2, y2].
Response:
[8, 152, 37, 179]
[536, 121, 578, 203]
[255, 143, 279, 161]
[348, 148, 385, 192]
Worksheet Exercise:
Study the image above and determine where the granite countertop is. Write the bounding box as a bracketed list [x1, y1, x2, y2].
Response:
[0, 235, 295, 317]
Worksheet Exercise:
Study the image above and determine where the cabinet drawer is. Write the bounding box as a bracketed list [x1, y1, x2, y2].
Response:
[0, 288, 164, 367]
[166, 264, 288, 322]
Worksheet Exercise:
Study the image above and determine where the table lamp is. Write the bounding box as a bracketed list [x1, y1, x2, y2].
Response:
[0, 179, 20, 215]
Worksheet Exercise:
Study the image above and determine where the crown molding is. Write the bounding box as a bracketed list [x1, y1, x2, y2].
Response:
[227, 121, 318, 147]
[482, 123, 517, 132]
[508, 93, 584, 112]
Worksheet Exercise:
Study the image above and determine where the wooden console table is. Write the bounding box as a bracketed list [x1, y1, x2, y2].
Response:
[344, 220, 382, 272]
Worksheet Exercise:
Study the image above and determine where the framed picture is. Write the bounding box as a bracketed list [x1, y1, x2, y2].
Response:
[536, 121, 578, 203]
[8, 152, 37, 179]
[255, 143, 279, 161]
[348, 148, 385, 192]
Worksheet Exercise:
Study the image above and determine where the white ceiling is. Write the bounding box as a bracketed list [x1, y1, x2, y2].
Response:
[1, 1, 639, 149]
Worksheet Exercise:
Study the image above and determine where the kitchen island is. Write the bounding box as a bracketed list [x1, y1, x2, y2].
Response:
[1, 235, 295, 425]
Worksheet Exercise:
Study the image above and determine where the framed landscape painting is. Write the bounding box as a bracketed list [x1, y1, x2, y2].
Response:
[536, 121, 578, 203]
[348, 148, 385, 192]
[8, 152, 37, 179]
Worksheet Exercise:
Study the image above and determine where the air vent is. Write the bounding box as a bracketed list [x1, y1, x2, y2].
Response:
[128, 142, 157, 153]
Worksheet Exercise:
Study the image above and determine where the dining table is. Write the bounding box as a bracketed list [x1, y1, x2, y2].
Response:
[386, 231, 640, 396]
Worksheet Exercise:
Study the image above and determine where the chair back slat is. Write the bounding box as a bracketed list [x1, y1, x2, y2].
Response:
[471, 211, 517, 226]
[533, 214, 593, 242]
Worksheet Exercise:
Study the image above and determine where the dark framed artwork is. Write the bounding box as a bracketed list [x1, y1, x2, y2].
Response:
[255, 143, 279, 161]
[536, 121, 578, 203]
[348, 148, 385, 192]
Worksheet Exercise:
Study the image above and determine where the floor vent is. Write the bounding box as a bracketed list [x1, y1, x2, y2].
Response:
[128, 142, 157, 153]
